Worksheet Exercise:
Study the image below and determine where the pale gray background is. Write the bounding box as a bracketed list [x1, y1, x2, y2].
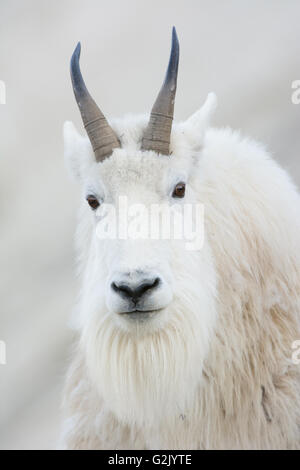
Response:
[0, 0, 299, 449]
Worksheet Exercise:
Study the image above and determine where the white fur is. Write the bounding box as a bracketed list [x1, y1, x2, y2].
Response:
[61, 94, 300, 449]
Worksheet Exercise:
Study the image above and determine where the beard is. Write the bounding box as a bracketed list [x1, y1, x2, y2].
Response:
[81, 279, 217, 428]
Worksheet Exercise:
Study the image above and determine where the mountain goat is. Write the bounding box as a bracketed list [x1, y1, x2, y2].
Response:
[61, 28, 300, 449]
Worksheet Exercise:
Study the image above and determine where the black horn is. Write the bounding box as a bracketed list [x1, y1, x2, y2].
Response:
[70, 42, 120, 162]
[141, 27, 179, 155]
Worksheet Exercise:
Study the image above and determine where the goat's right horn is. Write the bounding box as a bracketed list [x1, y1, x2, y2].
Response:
[70, 42, 120, 162]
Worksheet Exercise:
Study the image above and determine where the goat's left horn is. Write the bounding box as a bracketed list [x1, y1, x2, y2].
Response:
[141, 27, 179, 156]
[70, 42, 120, 162]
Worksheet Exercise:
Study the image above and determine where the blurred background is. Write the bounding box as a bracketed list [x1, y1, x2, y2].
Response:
[0, 0, 300, 450]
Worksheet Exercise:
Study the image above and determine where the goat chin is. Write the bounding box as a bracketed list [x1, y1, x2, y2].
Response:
[81, 279, 217, 427]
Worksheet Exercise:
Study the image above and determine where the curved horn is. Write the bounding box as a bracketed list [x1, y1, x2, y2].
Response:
[70, 42, 120, 162]
[141, 27, 179, 155]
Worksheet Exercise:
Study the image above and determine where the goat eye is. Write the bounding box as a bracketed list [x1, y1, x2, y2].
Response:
[172, 182, 186, 198]
[86, 195, 100, 210]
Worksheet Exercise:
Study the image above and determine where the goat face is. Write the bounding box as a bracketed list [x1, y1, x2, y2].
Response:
[66, 31, 217, 334]
[64, 101, 219, 424]
[64, 97, 217, 337]
[64, 32, 220, 424]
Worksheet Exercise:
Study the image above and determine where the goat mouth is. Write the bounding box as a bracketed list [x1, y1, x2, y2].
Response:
[119, 308, 163, 319]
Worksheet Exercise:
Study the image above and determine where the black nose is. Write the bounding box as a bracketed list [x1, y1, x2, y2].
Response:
[111, 278, 160, 303]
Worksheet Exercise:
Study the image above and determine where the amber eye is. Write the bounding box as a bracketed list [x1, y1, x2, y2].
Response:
[172, 182, 186, 198]
[86, 195, 100, 210]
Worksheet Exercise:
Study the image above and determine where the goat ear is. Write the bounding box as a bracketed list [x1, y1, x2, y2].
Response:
[183, 92, 217, 150]
[63, 121, 94, 181]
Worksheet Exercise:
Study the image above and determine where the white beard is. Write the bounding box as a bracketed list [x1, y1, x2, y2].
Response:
[81, 275, 217, 428]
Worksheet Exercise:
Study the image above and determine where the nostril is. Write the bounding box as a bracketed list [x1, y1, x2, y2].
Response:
[111, 282, 133, 298]
[132, 278, 161, 301]
[145, 277, 160, 293]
